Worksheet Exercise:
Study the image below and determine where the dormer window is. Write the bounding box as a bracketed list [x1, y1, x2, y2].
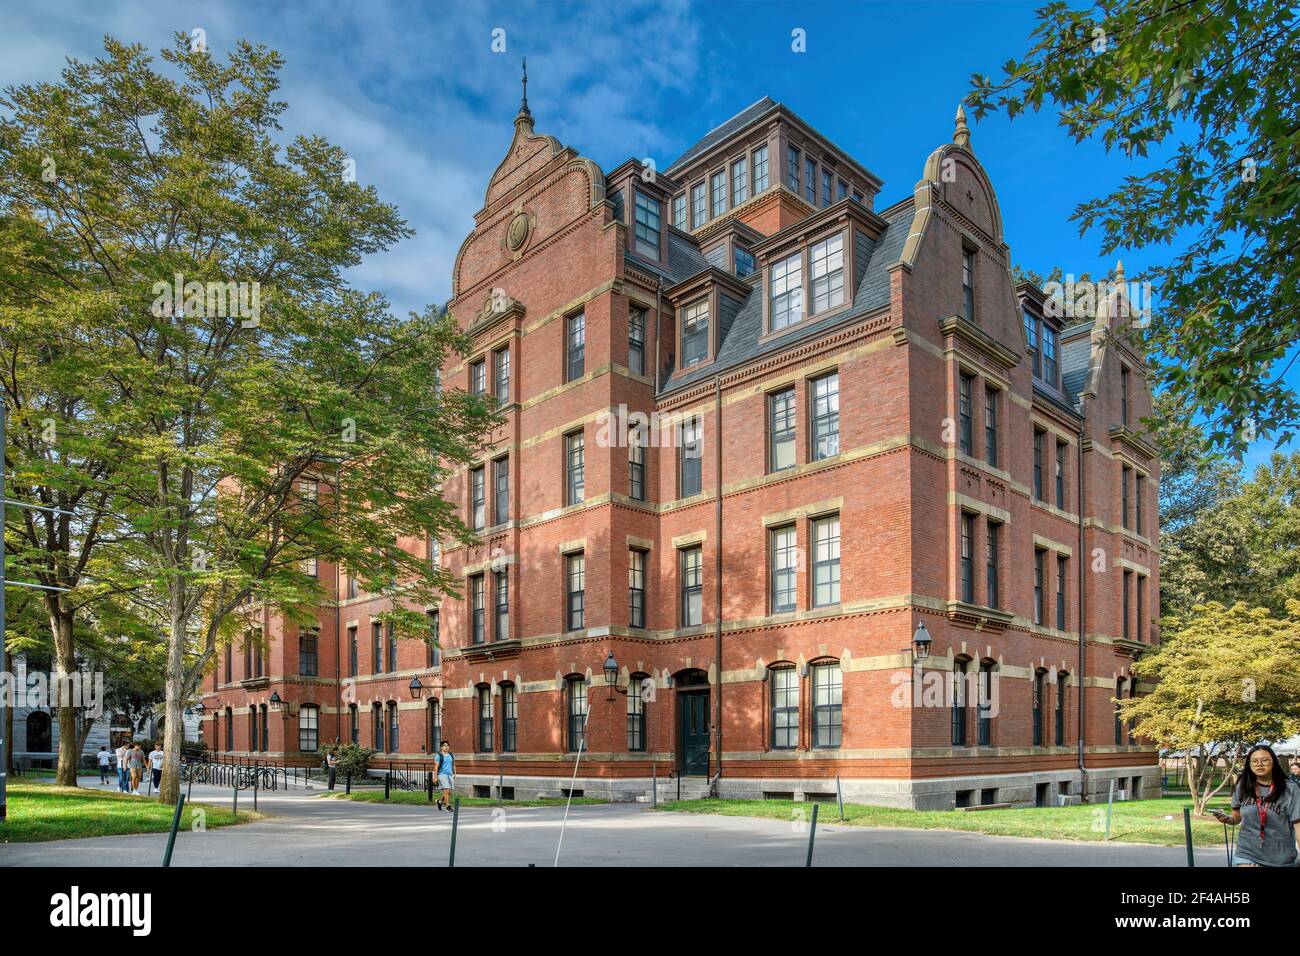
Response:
[734, 247, 756, 278]
[609, 188, 625, 224]
[1042, 323, 1059, 387]
[1023, 305, 1060, 389]
[820, 168, 832, 207]
[787, 146, 800, 192]
[770, 252, 804, 331]
[731, 157, 748, 206]
[672, 194, 687, 230]
[682, 299, 710, 368]
[710, 170, 726, 219]
[809, 234, 844, 315]
[804, 158, 816, 204]
[1023, 308, 1040, 375]
[691, 182, 706, 229]
[633, 191, 661, 258]
[753, 145, 769, 192]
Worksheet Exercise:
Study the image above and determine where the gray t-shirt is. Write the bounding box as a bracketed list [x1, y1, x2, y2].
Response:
[1232, 780, 1300, 866]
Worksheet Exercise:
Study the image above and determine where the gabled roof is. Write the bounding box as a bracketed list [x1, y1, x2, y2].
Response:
[1060, 323, 1095, 408]
[665, 97, 780, 176]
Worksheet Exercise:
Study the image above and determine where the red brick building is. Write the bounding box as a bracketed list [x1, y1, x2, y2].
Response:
[201, 89, 1160, 809]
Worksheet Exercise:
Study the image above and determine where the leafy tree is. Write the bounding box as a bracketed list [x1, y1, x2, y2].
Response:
[319, 742, 374, 780]
[0, 36, 497, 804]
[1119, 600, 1300, 814]
[971, 0, 1300, 455]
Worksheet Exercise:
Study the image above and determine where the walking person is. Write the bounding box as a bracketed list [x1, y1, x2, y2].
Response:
[148, 742, 165, 793]
[1288, 755, 1300, 786]
[96, 745, 112, 786]
[1212, 744, 1300, 867]
[436, 741, 454, 811]
[326, 748, 338, 791]
[115, 741, 130, 793]
[127, 742, 145, 795]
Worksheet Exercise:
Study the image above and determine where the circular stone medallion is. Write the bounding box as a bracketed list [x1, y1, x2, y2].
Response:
[506, 212, 530, 252]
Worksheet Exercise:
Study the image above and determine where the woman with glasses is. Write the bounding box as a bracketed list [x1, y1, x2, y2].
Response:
[1212, 744, 1300, 867]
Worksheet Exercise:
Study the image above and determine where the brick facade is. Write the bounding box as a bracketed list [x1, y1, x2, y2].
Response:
[201, 93, 1160, 809]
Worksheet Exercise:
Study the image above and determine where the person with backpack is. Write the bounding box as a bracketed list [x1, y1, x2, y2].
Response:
[1212, 744, 1300, 867]
[436, 741, 455, 811]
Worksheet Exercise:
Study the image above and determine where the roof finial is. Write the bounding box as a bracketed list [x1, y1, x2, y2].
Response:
[514, 56, 533, 125]
[1114, 258, 1125, 284]
[954, 103, 970, 149]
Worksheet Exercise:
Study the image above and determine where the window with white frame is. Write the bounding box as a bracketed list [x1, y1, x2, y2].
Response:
[811, 515, 841, 607]
[681, 299, 709, 368]
[770, 252, 803, 331]
[809, 233, 844, 315]
[731, 156, 748, 206]
[634, 191, 661, 258]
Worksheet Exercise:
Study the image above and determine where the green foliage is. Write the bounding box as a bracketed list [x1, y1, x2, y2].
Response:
[971, 1, 1300, 455]
[1120, 600, 1300, 812]
[321, 743, 374, 779]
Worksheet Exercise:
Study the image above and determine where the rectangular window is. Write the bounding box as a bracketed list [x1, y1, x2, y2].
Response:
[852, 189, 864, 204]
[566, 552, 585, 631]
[565, 430, 585, 506]
[812, 663, 842, 748]
[567, 678, 587, 752]
[680, 546, 703, 627]
[371, 622, 382, 673]
[962, 248, 976, 321]
[1033, 429, 1045, 501]
[810, 373, 839, 460]
[628, 426, 646, 501]
[494, 569, 509, 642]
[1055, 440, 1066, 509]
[470, 359, 486, 395]
[478, 686, 494, 752]
[958, 373, 974, 456]
[1024, 309, 1040, 374]
[672, 194, 687, 230]
[634, 191, 661, 258]
[347, 573, 358, 600]
[679, 417, 702, 497]
[986, 520, 1000, 609]
[787, 146, 800, 192]
[1135, 473, 1145, 535]
[770, 525, 797, 613]
[502, 684, 517, 753]
[566, 311, 585, 382]
[960, 512, 975, 604]
[628, 306, 646, 375]
[771, 668, 798, 749]
[734, 247, 755, 277]
[809, 233, 844, 314]
[299, 706, 318, 753]
[752, 145, 769, 193]
[427, 610, 440, 667]
[349, 705, 358, 745]
[820, 168, 832, 208]
[768, 388, 796, 472]
[627, 681, 646, 752]
[691, 181, 706, 229]
[1122, 570, 1132, 641]
[710, 169, 726, 218]
[302, 557, 317, 577]
[387, 701, 398, 753]
[952, 661, 967, 746]
[984, 388, 999, 467]
[470, 466, 485, 531]
[372, 704, 384, 751]
[838, 180, 849, 200]
[299, 628, 318, 676]
[471, 574, 485, 645]
[681, 298, 709, 368]
[731, 157, 748, 206]
[978, 662, 993, 746]
[1136, 575, 1146, 643]
[628, 549, 647, 628]
[347, 626, 357, 677]
[1056, 555, 1068, 631]
[1043, 325, 1059, 386]
[804, 157, 816, 204]
[386, 622, 396, 673]
[1121, 465, 1131, 529]
[811, 515, 841, 607]
[1034, 549, 1046, 626]
[1121, 366, 1130, 426]
[493, 456, 509, 524]
[1033, 672, 1045, 746]
[493, 346, 510, 403]
[1055, 675, 1066, 746]
[770, 252, 804, 331]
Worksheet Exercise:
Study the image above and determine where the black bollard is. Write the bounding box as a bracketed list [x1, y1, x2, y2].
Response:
[448, 797, 461, 867]
[346, 772, 352, 795]
[1183, 806, 1195, 867]
[162, 795, 187, 868]
[805, 802, 820, 867]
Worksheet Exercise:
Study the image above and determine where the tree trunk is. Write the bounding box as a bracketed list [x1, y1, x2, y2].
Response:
[50, 607, 79, 787]
[158, 611, 188, 805]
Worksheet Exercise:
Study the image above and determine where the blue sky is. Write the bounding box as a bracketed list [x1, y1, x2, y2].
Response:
[2, 0, 1290, 472]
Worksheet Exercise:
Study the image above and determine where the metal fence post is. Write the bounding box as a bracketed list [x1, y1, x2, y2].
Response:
[1183, 806, 1195, 867]
[836, 775, 845, 822]
[448, 797, 461, 867]
[346, 771, 352, 795]
[652, 764, 657, 809]
[162, 794, 186, 868]
[253, 771, 258, 812]
[805, 802, 819, 867]
[498, 769, 504, 805]
[232, 783, 238, 816]
[384, 771, 391, 800]
[1104, 778, 1115, 841]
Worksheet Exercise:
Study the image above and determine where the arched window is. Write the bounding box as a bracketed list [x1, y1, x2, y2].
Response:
[769, 665, 798, 750]
[248, 708, 258, 752]
[26, 711, 52, 752]
[348, 704, 358, 745]
[1126, 679, 1136, 745]
[372, 703, 384, 751]
[952, 658, 969, 746]
[977, 660, 996, 746]
[566, 676, 587, 753]
[811, 660, 842, 749]
[1033, 669, 1047, 746]
[627, 674, 648, 752]
[387, 701, 399, 753]
[427, 699, 441, 753]
[477, 685, 494, 753]
[298, 704, 319, 753]
[260, 705, 269, 752]
[501, 684, 517, 753]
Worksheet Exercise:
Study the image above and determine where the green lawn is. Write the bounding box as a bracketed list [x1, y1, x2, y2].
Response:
[324, 790, 606, 809]
[657, 796, 1237, 847]
[1, 783, 261, 843]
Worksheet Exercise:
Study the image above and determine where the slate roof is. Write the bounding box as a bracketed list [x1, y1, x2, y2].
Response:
[625, 230, 713, 286]
[660, 201, 912, 394]
[665, 97, 780, 176]
[1060, 323, 1094, 408]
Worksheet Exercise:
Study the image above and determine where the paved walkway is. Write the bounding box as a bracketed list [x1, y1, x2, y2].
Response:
[1, 780, 1227, 867]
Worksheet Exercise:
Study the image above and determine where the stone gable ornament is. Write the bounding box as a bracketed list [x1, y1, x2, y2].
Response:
[506, 211, 531, 252]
